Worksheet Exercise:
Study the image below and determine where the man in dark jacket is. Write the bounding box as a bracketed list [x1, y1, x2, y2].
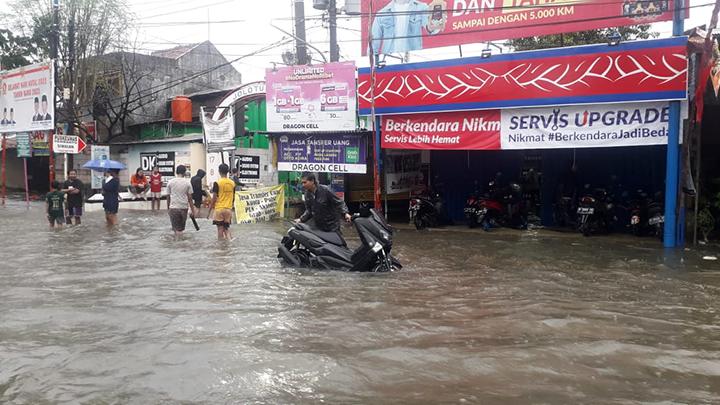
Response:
[295, 172, 351, 233]
[190, 169, 208, 209]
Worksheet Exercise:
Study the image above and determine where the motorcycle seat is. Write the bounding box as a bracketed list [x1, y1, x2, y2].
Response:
[295, 223, 346, 246]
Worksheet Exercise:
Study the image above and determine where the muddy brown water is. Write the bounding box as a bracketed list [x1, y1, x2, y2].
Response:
[1, 198, 720, 404]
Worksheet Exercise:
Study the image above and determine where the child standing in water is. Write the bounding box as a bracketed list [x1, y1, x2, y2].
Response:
[46, 181, 66, 228]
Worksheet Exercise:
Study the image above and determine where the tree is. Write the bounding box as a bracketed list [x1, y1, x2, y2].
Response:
[0, 28, 38, 69]
[506, 26, 658, 51]
[9, 0, 135, 141]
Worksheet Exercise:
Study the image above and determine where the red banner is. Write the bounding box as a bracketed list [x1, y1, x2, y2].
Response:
[361, 0, 682, 56]
[359, 37, 688, 115]
[382, 110, 501, 149]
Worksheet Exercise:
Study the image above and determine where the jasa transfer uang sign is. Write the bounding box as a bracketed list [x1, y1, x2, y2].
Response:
[361, 0, 683, 56]
[381, 102, 681, 150]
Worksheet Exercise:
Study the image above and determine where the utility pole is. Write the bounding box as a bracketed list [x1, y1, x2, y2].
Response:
[293, 0, 308, 65]
[329, 0, 339, 62]
[49, 0, 60, 186]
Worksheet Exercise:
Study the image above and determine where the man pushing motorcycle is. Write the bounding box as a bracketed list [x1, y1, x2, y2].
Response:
[295, 173, 352, 233]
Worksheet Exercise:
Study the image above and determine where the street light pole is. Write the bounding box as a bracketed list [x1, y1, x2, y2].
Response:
[329, 0, 339, 62]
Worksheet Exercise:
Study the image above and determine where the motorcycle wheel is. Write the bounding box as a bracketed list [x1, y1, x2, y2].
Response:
[579, 222, 591, 237]
[467, 214, 477, 228]
[278, 245, 302, 267]
[414, 215, 425, 230]
[631, 224, 641, 237]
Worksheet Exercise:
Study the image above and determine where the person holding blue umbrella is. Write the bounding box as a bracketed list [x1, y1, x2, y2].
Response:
[83, 158, 126, 226]
[102, 169, 120, 226]
[102, 169, 121, 226]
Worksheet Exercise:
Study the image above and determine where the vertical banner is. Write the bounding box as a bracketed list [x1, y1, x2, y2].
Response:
[265, 61, 357, 132]
[201, 106, 236, 152]
[234, 185, 286, 224]
[90, 145, 110, 189]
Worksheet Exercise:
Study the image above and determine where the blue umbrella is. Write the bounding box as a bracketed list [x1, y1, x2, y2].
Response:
[82, 159, 126, 171]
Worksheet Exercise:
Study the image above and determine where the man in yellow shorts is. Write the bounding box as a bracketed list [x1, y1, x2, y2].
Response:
[209, 163, 236, 240]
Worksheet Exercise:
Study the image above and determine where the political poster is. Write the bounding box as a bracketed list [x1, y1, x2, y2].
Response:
[234, 185, 286, 224]
[360, 0, 681, 56]
[0, 61, 55, 133]
[266, 62, 357, 132]
[277, 133, 367, 174]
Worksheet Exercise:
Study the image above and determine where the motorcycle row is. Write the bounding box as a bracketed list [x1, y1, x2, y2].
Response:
[409, 180, 665, 238]
[556, 185, 665, 238]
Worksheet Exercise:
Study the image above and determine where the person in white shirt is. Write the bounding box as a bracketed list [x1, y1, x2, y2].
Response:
[166, 165, 197, 237]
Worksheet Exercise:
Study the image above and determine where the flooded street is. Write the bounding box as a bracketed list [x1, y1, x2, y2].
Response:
[2, 197, 720, 404]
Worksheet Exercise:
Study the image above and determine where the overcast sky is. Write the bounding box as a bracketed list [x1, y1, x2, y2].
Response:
[0, 0, 715, 83]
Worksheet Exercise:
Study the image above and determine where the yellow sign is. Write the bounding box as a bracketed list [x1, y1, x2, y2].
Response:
[234, 185, 285, 224]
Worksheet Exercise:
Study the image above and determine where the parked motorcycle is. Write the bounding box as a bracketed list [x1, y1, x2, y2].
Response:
[577, 186, 613, 236]
[646, 192, 665, 239]
[466, 182, 527, 230]
[629, 189, 650, 236]
[409, 191, 445, 230]
[278, 209, 402, 272]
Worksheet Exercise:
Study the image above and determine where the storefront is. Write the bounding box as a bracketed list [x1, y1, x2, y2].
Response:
[358, 37, 689, 233]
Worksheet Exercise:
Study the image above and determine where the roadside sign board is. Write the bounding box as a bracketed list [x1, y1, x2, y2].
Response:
[52, 134, 86, 154]
[16, 133, 32, 158]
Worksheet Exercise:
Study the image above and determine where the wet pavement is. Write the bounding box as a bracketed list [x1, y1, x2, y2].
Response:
[1, 197, 720, 404]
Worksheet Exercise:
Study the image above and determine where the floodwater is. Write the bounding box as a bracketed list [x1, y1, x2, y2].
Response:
[1, 196, 720, 404]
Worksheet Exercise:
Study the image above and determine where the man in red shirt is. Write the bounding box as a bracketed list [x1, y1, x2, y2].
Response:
[149, 166, 163, 210]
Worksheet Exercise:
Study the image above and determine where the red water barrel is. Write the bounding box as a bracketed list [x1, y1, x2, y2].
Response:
[171, 96, 192, 123]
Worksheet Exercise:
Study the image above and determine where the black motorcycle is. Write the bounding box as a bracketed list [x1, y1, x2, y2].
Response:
[577, 187, 613, 236]
[646, 192, 665, 239]
[278, 209, 402, 272]
[409, 191, 444, 230]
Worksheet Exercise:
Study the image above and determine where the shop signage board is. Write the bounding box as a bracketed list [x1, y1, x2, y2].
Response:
[360, 0, 682, 56]
[31, 131, 49, 156]
[277, 133, 367, 174]
[90, 145, 110, 189]
[0, 61, 55, 133]
[234, 154, 261, 180]
[500, 101, 674, 149]
[359, 37, 688, 115]
[140, 152, 175, 184]
[382, 110, 501, 149]
[266, 62, 357, 132]
[382, 101, 677, 150]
